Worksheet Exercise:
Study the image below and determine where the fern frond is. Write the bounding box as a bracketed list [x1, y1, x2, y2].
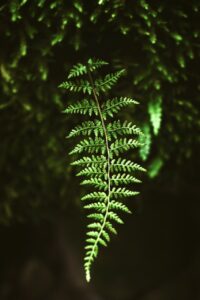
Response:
[69, 138, 106, 155]
[59, 79, 92, 94]
[61, 59, 145, 282]
[102, 97, 139, 118]
[94, 70, 125, 93]
[110, 138, 141, 156]
[63, 99, 98, 116]
[68, 120, 103, 138]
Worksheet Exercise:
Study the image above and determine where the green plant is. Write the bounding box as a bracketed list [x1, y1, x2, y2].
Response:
[59, 58, 145, 282]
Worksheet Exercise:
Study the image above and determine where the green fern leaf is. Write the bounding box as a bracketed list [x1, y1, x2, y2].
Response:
[110, 158, 146, 173]
[87, 222, 102, 230]
[68, 120, 103, 138]
[109, 200, 131, 214]
[95, 69, 125, 93]
[60, 59, 145, 282]
[71, 155, 107, 167]
[110, 138, 141, 156]
[81, 192, 107, 201]
[107, 211, 124, 224]
[63, 99, 98, 116]
[107, 120, 142, 138]
[59, 79, 92, 94]
[111, 187, 139, 198]
[84, 202, 106, 211]
[101, 231, 110, 243]
[88, 58, 108, 71]
[69, 137, 106, 155]
[81, 178, 107, 191]
[68, 59, 108, 79]
[87, 213, 104, 221]
[77, 166, 106, 178]
[111, 174, 141, 185]
[68, 63, 87, 79]
[104, 221, 117, 235]
[102, 97, 138, 118]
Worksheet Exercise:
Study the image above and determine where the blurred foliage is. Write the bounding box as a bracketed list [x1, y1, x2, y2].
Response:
[0, 0, 200, 224]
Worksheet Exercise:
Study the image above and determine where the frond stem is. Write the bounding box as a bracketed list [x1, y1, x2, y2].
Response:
[86, 68, 111, 281]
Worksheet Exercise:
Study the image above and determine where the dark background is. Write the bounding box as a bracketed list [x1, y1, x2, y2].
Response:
[0, 1, 200, 299]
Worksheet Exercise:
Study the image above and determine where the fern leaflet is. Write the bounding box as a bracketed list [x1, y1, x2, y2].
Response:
[102, 97, 139, 118]
[68, 59, 108, 79]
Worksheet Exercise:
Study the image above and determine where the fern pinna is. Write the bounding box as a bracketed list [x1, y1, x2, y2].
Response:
[59, 58, 145, 282]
